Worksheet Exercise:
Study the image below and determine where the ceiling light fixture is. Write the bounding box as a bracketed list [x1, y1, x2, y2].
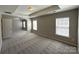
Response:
[28, 5, 33, 11]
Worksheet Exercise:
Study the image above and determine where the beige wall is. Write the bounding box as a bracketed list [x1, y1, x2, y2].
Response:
[55, 9, 78, 46]
[31, 9, 78, 46]
[78, 8, 79, 52]
[1, 15, 22, 39]
[31, 15, 54, 39]
[12, 18, 22, 32]
[1, 15, 13, 39]
[0, 14, 2, 52]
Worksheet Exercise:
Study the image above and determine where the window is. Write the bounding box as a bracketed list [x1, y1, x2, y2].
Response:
[33, 20, 37, 30]
[56, 17, 69, 37]
[23, 21, 26, 28]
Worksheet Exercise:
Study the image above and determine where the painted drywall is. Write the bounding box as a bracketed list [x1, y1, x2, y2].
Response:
[1, 15, 22, 39]
[12, 18, 22, 32]
[1, 15, 13, 39]
[31, 15, 54, 39]
[0, 14, 2, 52]
[78, 8, 79, 52]
[54, 9, 78, 46]
[31, 9, 78, 46]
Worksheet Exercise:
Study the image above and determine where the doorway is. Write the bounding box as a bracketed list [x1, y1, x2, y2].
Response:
[22, 19, 27, 30]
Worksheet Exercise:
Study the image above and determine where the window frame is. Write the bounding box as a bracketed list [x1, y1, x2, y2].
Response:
[33, 20, 37, 30]
[55, 17, 70, 37]
[23, 21, 26, 28]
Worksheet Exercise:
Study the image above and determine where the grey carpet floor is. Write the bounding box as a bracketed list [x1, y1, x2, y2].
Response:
[1, 31, 77, 54]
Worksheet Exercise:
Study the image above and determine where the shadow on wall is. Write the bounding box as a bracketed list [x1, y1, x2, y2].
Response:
[31, 9, 78, 47]
[12, 18, 22, 32]
[0, 14, 2, 52]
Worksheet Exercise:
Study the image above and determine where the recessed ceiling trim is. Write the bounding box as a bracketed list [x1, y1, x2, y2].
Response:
[30, 5, 60, 17]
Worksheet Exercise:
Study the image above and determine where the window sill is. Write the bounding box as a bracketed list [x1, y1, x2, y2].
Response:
[56, 34, 69, 38]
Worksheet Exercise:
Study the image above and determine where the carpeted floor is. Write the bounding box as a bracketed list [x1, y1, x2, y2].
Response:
[1, 31, 77, 54]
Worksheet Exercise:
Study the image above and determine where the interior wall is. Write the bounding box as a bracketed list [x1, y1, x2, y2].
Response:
[31, 15, 54, 39]
[1, 15, 13, 39]
[78, 8, 79, 52]
[31, 9, 78, 46]
[54, 9, 78, 46]
[12, 18, 22, 32]
[0, 14, 2, 52]
[1, 15, 22, 39]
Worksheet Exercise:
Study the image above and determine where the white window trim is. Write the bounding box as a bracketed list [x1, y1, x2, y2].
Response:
[56, 17, 69, 37]
[33, 20, 37, 30]
[23, 21, 26, 28]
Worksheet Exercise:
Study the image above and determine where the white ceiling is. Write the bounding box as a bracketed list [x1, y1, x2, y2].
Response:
[13, 5, 51, 16]
[57, 5, 79, 12]
[45, 5, 79, 15]
[13, 5, 79, 18]
[0, 5, 78, 18]
[0, 5, 18, 13]
[30, 5, 60, 17]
